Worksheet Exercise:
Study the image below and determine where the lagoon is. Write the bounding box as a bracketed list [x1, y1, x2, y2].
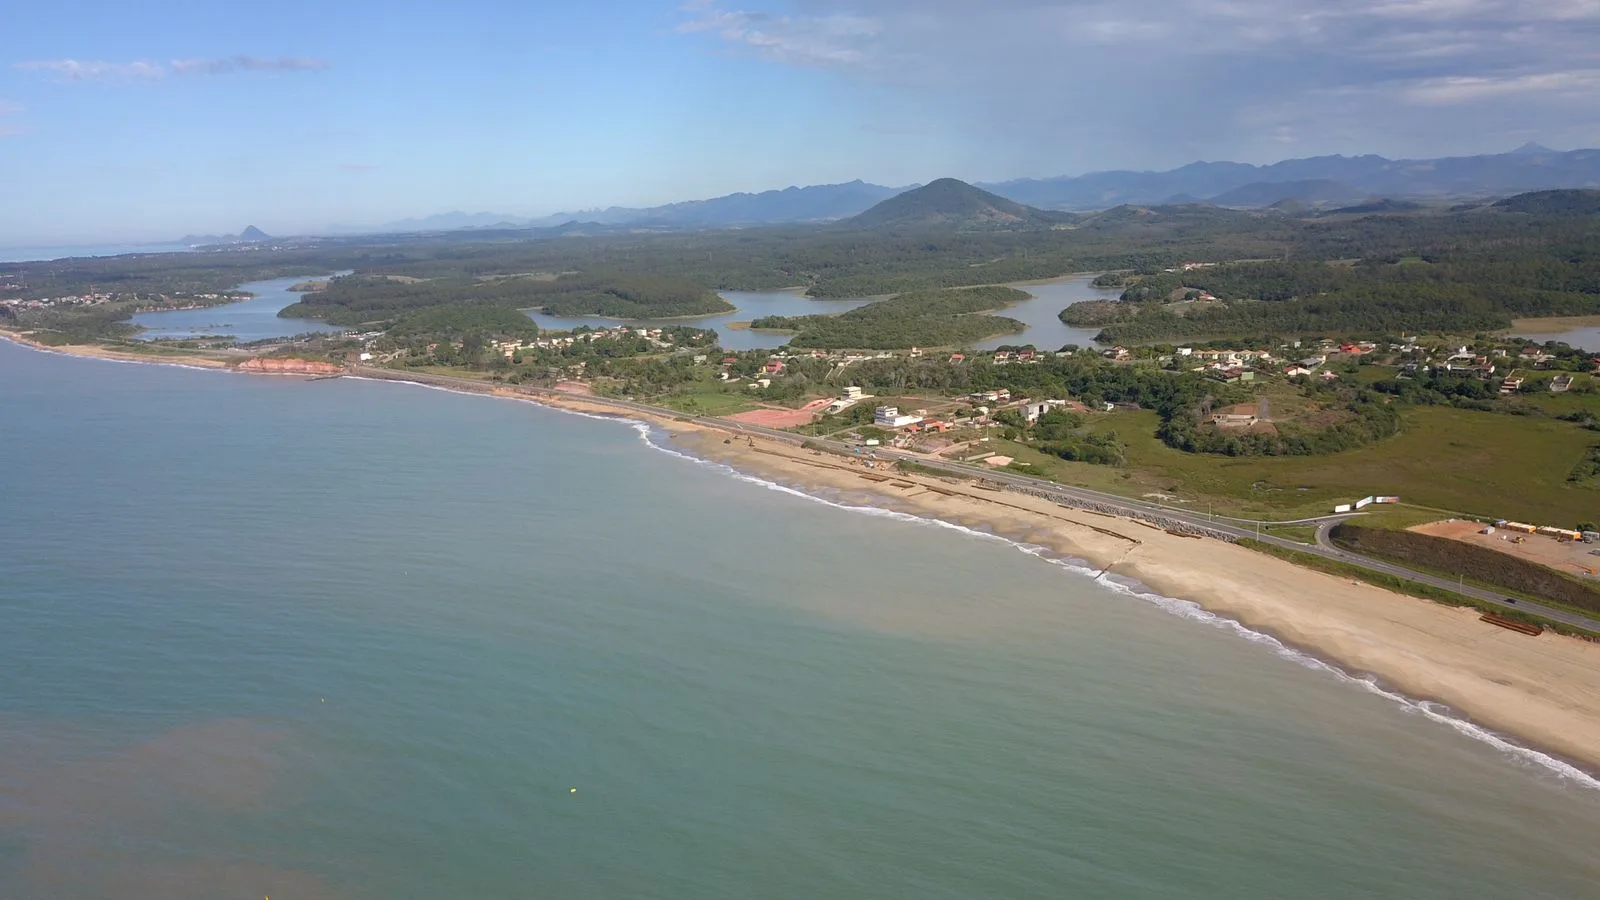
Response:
[130, 275, 348, 343]
[526, 275, 1121, 351]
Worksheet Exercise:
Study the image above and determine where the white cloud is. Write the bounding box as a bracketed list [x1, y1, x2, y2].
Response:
[14, 60, 166, 82]
[1402, 69, 1600, 104]
[674, 0, 1600, 166]
[169, 56, 331, 76]
[676, 0, 881, 68]
[14, 56, 331, 83]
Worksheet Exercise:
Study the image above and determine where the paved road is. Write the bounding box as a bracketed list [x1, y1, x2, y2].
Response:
[349, 368, 1600, 633]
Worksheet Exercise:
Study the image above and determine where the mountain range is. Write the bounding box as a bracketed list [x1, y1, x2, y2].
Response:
[322, 145, 1600, 236]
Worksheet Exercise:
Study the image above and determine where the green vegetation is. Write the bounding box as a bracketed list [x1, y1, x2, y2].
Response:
[1330, 523, 1600, 617]
[388, 304, 541, 339]
[281, 272, 729, 326]
[1065, 240, 1600, 342]
[1094, 405, 1600, 523]
[749, 286, 1028, 349]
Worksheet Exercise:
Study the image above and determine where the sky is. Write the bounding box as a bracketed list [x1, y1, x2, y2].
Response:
[4, 0, 1600, 243]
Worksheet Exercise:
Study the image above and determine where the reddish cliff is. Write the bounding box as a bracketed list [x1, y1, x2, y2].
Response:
[235, 357, 345, 376]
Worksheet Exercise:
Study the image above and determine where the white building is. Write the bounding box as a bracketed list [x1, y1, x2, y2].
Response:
[874, 406, 924, 429]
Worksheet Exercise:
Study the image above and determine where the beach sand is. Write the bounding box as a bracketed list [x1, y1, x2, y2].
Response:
[0, 330, 231, 368]
[535, 394, 1600, 775]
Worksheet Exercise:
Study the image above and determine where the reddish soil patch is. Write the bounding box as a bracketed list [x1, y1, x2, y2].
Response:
[554, 381, 593, 395]
[726, 407, 821, 428]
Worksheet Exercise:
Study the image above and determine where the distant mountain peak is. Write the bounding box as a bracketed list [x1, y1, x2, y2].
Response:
[177, 225, 273, 245]
[1511, 141, 1555, 155]
[847, 178, 1060, 229]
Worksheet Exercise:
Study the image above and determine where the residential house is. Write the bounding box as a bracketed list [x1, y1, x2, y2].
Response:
[1211, 402, 1260, 428]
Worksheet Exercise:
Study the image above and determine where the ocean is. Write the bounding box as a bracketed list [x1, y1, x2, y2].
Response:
[3, 339, 1600, 899]
[0, 242, 192, 264]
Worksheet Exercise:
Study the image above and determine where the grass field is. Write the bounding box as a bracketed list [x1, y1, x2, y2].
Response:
[657, 386, 759, 416]
[1021, 405, 1600, 523]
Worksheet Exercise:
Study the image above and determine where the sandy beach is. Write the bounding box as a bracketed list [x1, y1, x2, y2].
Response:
[530, 394, 1600, 776]
[13, 334, 1600, 777]
[0, 330, 231, 368]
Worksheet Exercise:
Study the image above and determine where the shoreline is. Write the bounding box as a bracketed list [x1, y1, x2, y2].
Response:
[520, 391, 1600, 782]
[1508, 315, 1600, 334]
[11, 332, 1600, 783]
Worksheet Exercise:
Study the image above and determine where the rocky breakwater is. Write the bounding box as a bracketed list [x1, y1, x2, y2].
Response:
[234, 357, 345, 377]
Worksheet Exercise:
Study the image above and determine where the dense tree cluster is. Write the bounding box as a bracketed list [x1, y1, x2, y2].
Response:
[750, 286, 1028, 349]
[280, 272, 728, 326]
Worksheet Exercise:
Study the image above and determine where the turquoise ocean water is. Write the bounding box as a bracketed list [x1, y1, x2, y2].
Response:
[3, 339, 1600, 898]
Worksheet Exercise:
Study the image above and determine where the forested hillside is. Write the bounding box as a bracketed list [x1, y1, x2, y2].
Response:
[278, 272, 729, 326]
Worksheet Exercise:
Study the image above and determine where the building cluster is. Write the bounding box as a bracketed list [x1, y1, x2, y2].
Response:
[0, 291, 232, 312]
[1492, 520, 1594, 543]
[491, 325, 684, 359]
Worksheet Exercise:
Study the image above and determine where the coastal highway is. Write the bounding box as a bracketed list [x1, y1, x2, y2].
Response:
[348, 367, 1600, 634]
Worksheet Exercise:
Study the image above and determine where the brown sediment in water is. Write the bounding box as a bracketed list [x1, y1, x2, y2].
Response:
[0, 716, 347, 898]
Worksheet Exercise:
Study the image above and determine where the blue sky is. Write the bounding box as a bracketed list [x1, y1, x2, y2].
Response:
[4, 0, 1600, 243]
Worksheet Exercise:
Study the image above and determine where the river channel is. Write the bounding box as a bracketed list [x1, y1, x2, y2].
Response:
[130, 273, 1122, 351]
[526, 274, 1121, 352]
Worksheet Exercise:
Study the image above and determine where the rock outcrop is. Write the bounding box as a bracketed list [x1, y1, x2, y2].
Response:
[235, 357, 344, 376]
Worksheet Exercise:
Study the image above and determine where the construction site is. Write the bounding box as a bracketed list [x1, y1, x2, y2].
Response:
[1410, 519, 1600, 578]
